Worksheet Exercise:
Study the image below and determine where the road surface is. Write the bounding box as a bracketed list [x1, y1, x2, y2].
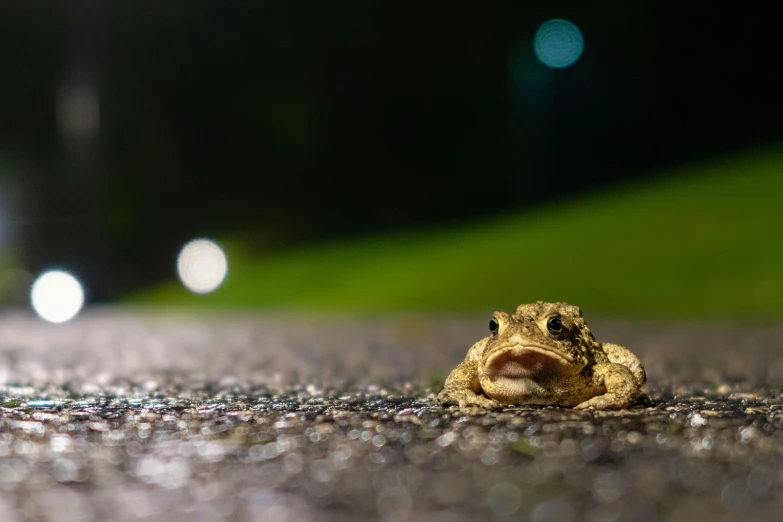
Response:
[0, 308, 782, 521]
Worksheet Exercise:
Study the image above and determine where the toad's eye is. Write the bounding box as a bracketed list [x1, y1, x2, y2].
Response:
[547, 316, 563, 334]
[488, 319, 499, 334]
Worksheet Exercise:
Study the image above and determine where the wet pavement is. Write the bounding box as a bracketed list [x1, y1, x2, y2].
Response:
[1, 308, 783, 521]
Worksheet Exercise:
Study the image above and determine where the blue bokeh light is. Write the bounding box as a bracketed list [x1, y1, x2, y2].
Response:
[533, 19, 584, 69]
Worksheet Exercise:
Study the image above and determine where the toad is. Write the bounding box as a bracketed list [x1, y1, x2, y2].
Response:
[438, 301, 645, 409]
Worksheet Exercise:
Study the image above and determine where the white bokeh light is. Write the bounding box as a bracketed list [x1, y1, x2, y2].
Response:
[177, 238, 228, 294]
[56, 82, 100, 141]
[30, 270, 85, 323]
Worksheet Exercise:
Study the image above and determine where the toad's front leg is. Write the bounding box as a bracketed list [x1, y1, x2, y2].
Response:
[574, 363, 640, 410]
[437, 360, 500, 409]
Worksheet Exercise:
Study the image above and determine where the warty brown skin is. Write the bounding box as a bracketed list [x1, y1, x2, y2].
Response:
[437, 301, 646, 410]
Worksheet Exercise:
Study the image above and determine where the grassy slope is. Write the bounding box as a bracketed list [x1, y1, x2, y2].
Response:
[135, 147, 783, 318]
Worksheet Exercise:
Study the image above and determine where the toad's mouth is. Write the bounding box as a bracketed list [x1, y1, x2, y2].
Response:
[483, 345, 574, 379]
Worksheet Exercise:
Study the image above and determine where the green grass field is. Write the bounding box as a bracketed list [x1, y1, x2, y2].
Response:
[135, 146, 783, 319]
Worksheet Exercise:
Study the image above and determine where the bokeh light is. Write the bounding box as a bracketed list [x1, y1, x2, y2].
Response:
[177, 239, 228, 294]
[533, 19, 584, 69]
[56, 82, 100, 141]
[30, 270, 85, 323]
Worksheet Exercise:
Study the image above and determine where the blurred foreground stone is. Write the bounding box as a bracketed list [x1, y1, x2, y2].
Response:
[0, 308, 782, 521]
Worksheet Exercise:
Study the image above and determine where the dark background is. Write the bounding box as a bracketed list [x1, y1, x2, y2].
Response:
[1, 2, 781, 302]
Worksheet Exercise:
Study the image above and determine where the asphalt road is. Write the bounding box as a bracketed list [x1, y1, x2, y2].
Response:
[1, 308, 782, 522]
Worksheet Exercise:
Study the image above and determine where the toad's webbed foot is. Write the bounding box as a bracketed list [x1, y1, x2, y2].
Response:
[574, 363, 639, 410]
[438, 389, 500, 409]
